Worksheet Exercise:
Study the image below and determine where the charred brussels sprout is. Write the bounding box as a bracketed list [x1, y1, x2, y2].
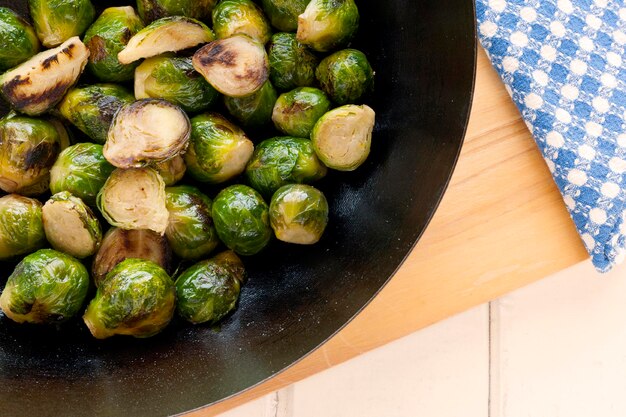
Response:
[59, 84, 135, 144]
[272, 87, 331, 137]
[154, 156, 186, 186]
[0, 195, 45, 260]
[268, 33, 318, 91]
[270, 184, 328, 244]
[29, 0, 95, 48]
[0, 8, 40, 71]
[185, 113, 254, 184]
[176, 251, 245, 324]
[84, 7, 144, 83]
[212, 0, 272, 44]
[224, 81, 277, 129]
[0, 249, 89, 324]
[135, 56, 220, 114]
[212, 185, 271, 255]
[316, 49, 374, 105]
[137, 0, 217, 23]
[165, 185, 219, 260]
[297, 0, 359, 52]
[245, 137, 327, 197]
[83, 259, 175, 339]
[261, 0, 309, 32]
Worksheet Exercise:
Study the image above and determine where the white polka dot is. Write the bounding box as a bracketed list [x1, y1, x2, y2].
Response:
[556, 108, 572, 123]
[595, 0, 608, 7]
[570, 59, 588, 75]
[520, 7, 537, 22]
[601, 73, 617, 88]
[558, 0, 573, 13]
[550, 21, 566, 37]
[608, 52, 622, 66]
[614, 30, 626, 45]
[590, 208, 608, 225]
[480, 21, 498, 38]
[578, 144, 596, 160]
[585, 121, 603, 137]
[510, 31, 528, 47]
[502, 56, 519, 72]
[546, 131, 565, 148]
[602, 182, 620, 198]
[609, 157, 626, 173]
[525, 93, 543, 109]
[540, 45, 557, 61]
[618, 134, 626, 147]
[532, 70, 548, 86]
[579, 36, 594, 51]
[592, 97, 610, 113]
[561, 84, 579, 100]
[620, 8, 626, 21]
[489, 0, 506, 12]
[545, 158, 556, 173]
[582, 233, 596, 251]
[568, 169, 588, 185]
[563, 195, 576, 210]
[586, 15, 602, 30]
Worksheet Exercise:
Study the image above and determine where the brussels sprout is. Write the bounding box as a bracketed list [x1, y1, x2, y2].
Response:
[0, 195, 45, 260]
[104, 99, 191, 169]
[29, 0, 95, 48]
[245, 137, 327, 197]
[0, 8, 40, 72]
[118, 16, 214, 65]
[135, 56, 220, 114]
[272, 87, 331, 137]
[185, 113, 254, 184]
[0, 249, 89, 325]
[311, 104, 375, 171]
[92, 228, 173, 287]
[165, 185, 219, 260]
[154, 156, 186, 186]
[58, 84, 135, 144]
[261, 0, 309, 32]
[224, 81, 277, 129]
[212, 185, 271, 255]
[84, 7, 145, 83]
[269, 184, 328, 244]
[268, 32, 318, 91]
[0, 37, 89, 116]
[297, 0, 359, 52]
[193, 35, 269, 98]
[316, 49, 374, 105]
[137, 0, 218, 23]
[212, 0, 272, 44]
[83, 259, 175, 339]
[97, 168, 169, 235]
[176, 251, 245, 324]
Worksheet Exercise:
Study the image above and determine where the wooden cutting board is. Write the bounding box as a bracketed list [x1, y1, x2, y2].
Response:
[191, 48, 590, 416]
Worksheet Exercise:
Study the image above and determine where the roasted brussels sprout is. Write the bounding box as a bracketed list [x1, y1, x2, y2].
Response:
[212, 0, 272, 44]
[83, 259, 175, 339]
[176, 251, 245, 324]
[104, 99, 191, 169]
[135, 56, 220, 114]
[165, 185, 219, 260]
[272, 87, 331, 137]
[84, 6, 145, 83]
[118, 16, 214, 65]
[261, 0, 309, 32]
[0, 7, 40, 71]
[316, 49, 374, 105]
[224, 81, 277, 129]
[245, 137, 327, 197]
[212, 185, 271, 255]
[268, 33, 318, 91]
[270, 184, 328, 244]
[154, 156, 186, 186]
[137, 0, 217, 23]
[58, 84, 135, 144]
[185, 113, 254, 184]
[193, 35, 269, 98]
[312, 104, 375, 171]
[0, 195, 45, 260]
[0, 249, 89, 324]
[92, 228, 172, 287]
[297, 0, 359, 52]
[97, 168, 169, 235]
[29, 0, 95, 48]
[50, 143, 115, 206]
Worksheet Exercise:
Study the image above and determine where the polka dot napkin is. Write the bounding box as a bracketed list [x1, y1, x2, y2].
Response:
[477, 0, 626, 272]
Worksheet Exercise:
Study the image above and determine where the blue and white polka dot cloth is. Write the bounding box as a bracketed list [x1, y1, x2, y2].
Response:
[477, 0, 626, 272]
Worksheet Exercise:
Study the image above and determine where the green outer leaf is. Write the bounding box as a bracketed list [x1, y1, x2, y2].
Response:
[296, 0, 359, 52]
[0, 195, 45, 260]
[272, 87, 331, 138]
[212, 0, 272, 44]
[0, 7, 40, 71]
[260, 0, 309, 32]
[224, 81, 277, 129]
[269, 184, 329, 244]
[316, 49, 374, 105]
[268, 32, 318, 91]
[137, 0, 218, 23]
[29, 0, 95, 47]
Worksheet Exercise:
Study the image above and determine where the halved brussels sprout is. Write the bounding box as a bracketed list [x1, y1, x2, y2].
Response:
[135, 56, 220, 114]
[185, 113, 254, 184]
[92, 228, 173, 287]
[0, 37, 90, 116]
[224, 81, 277, 129]
[137, 0, 218, 23]
[42, 192, 102, 259]
[297, 0, 359, 52]
[84, 6, 145, 83]
[268, 32, 318, 91]
[104, 99, 191, 169]
[29, 0, 95, 48]
[261, 0, 309, 32]
[176, 251, 245, 324]
[0, 7, 40, 71]
[0, 195, 45, 260]
[312, 105, 375, 171]
[316, 49, 374, 105]
[272, 87, 331, 137]
[0, 249, 89, 324]
[212, 0, 272, 44]
[97, 168, 169, 235]
[154, 155, 186, 186]
[83, 259, 175, 339]
[212, 185, 271, 255]
[270, 184, 328, 244]
[245, 136, 327, 197]
[165, 185, 219, 260]
[58, 84, 135, 144]
[193, 35, 269, 98]
[118, 16, 214, 65]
